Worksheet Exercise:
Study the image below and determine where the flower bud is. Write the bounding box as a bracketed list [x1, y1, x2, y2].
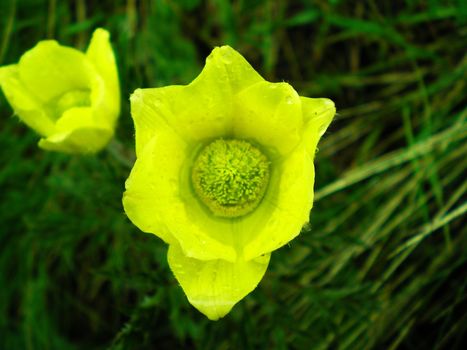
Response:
[0, 28, 120, 153]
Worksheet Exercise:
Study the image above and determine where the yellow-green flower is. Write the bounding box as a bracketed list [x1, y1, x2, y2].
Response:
[0, 28, 120, 153]
[123, 46, 335, 320]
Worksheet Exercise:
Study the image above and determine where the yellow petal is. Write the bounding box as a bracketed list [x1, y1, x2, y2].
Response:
[241, 144, 315, 260]
[38, 107, 112, 153]
[206, 45, 264, 94]
[129, 81, 232, 157]
[54, 106, 96, 132]
[238, 98, 336, 259]
[233, 81, 303, 155]
[301, 97, 336, 154]
[130, 46, 264, 157]
[122, 134, 177, 245]
[86, 28, 120, 125]
[168, 243, 270, 320]
[130, 87, 190, 158]
[38, 127, 113, 153]
[86, 28, 119, 102]
[0, 65, 55, 135]
[122, 127, 237, 261]
[18, 40, 95, 103]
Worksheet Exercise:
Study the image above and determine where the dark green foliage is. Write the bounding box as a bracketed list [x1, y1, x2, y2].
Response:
[0, 0, 466, 349]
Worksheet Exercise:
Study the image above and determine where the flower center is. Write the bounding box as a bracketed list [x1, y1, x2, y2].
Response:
[192, 139, 270, 218]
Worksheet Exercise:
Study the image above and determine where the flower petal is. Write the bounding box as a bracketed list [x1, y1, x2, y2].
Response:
[241, 144, 315, 260]
[122, 127, 237, 261]
[38, 107, 112, 153]
[233, 81, 303, 155]
[38, 127, 113, 153]
[130, 80, 232, 157]
[53, 106, 98, 132]
[207, 45, 264, 94]
[168, 243, 270, 320]
[18, 40, 95, 102]
[0, 65, 55, 135]
[130, 87, 188, 158]
[86, 28, 119, 102]
[86, 28, 120, 125]
[301, 97, 336, 154]
[239, 98, 335, 259]
[122, 133, 178, 245]
[130, 46, 264, 157]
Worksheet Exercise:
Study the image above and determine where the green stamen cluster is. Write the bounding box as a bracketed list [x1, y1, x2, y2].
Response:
[192, 139, 270, 218]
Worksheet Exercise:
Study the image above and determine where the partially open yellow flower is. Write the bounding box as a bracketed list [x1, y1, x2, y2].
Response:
[0, 28, 120, 153]
[123, 46, 335, 320]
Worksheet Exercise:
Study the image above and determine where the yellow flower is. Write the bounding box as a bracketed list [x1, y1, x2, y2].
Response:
[123, 46, 335, 320]
[0, 28, 120, 153]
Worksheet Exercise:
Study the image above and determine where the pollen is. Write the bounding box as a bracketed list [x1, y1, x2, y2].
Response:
[192, 139, 270, 218]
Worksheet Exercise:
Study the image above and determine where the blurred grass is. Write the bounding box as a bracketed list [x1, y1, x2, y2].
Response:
[0, 0, 466, 349]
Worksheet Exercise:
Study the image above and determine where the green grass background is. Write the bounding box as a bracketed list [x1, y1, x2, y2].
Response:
[1, 0, 466, 349]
